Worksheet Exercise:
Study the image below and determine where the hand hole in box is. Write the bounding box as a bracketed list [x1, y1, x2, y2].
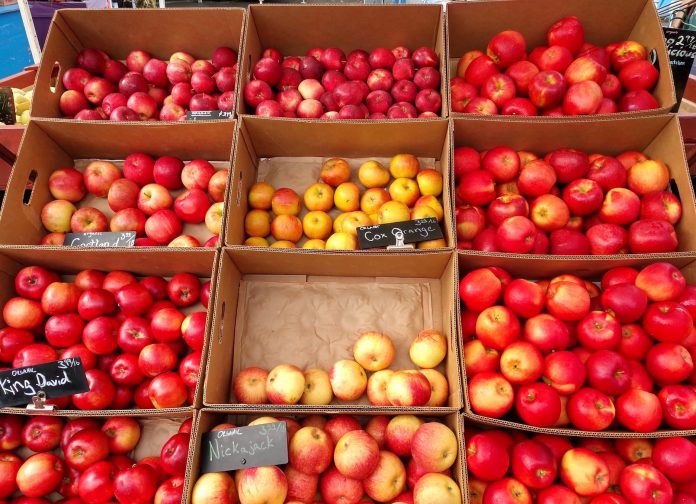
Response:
[22, 170, 37, 205]
[670, 178, 681, 199]
[49, 63, 61, 94]
[218, 301, 226, 344]
[236, 171, 243, 207]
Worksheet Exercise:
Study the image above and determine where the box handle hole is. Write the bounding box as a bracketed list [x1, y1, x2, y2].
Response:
[49, 63, 61, 94]
[217, 301, 226, 344]
[23, 170, 37, 205]
[236, 171, 243, 207]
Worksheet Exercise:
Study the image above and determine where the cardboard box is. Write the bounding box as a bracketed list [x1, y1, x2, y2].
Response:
[0, 66, 36, 189]
[460, 254, 696, 438]
[31, 8, 245, 121]
[203, 248, 462, 413]
[0, 247, 217, 414]
[227, 116, 454, 250]
[239, 4, 447, 117]
[447, 0, 676, 117]
[0, 120, 236, 247]
[453, 114, 696, 259]
[183, 409, 465, 504]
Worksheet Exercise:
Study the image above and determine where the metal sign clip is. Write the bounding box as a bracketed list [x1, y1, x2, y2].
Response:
[387, 228, 415, 250]
[26, 391, 54, 411]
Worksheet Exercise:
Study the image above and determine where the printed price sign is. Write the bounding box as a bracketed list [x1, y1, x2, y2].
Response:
[185, 110, 233, 121]
[0, 358, 88, 407]
[357, 217, 443, 249]
[663, 27, 696, 107]
[65, 232, 136, 248]
[201, 422, 288, 473]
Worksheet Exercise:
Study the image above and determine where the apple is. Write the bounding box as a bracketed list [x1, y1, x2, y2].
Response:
[319, 465, 363, 504]
[237, 466, 287, 504]
[468, 371, 514, 418]
[561, 448, 610, 496]
[334, 429, 380, 480]
[48, 168, 86, 202]
[84, 160, 122, 197]
[16, 452, 65, 498]
[410, 422, 457, 473]
[409, 329, 446, 369]
[413, 473, 461, 504]
[289, 426, 333, 476]
[619, 464, 672, 504]
[363, 450, 407, 502]
[528, 70, 566, 109]
[352, 330, 395, 372]
[265, 364, 304, 404]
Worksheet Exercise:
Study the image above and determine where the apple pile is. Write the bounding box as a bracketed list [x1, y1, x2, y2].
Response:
[243, 45, 442, 119]
[466, 427, 696, 503]
[462, 262, 696, 432]
[191, 414, 461, 504]
[451, 16, 661, 116]
[233, 329, 449, 407]
[0, 264, 211, 409]
[455, 145, 681, 254]
[40, 152, 228, 247]
[244, 154, 446, 250]
[58, 46, 238, 121]
[0, 413, 190, 503]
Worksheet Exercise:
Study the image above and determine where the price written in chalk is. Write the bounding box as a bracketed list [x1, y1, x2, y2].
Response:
[185, 110, 233, 121]
[64, 232, 135, 248]
[663, 27, 696, 107]
[0, 358, 88, 407]
[357, 217, 444, 249]
[201, 422, 288, 473]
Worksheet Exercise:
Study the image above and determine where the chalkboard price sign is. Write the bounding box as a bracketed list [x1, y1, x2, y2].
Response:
[0, 358, 88, 407]
[201, 422, 288, 473]
[357, 217, 443, 249]
[185, 110, 233, 121]
[663, 27, 696, 107]
[65, 232, 136, 248]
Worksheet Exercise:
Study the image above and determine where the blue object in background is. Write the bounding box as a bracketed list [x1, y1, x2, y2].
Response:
[0, 4, 33, 79]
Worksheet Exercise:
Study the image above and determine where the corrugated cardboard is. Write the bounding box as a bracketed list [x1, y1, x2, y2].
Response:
[0, 67, 36, 189]
[0, 120, 236, 247]
[31, 8, 245, 121]
[227, 116, 454, 250]
[203, 248, 462, 413]
[183, 409, 465, 504]
[453, 114, 696, 259]
[239, 4, 447, 118]
[0, 247, 217, 414]
[447, 0, 676, 117]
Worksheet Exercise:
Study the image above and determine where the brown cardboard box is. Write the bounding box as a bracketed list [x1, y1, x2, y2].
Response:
[31, 8, 245, 121]
[183, 409, 465, 504]
[459, 254, 696, 438]
[0, 247, 217, 414]
[227, 116, 454, 250]
[447, 0, 676, 117]
[0, 67, 36, 190]
[239, 4, 447, 118]
[203, 248, 462, 413]
[0, 120, 236, 247]
[453, 114, 696, 259]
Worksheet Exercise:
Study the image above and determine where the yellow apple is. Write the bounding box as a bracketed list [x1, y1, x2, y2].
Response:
[367, 369, 394, 406]
[414, 195, 444, 222]
[353, 331, 395, 371]
[325, 232, 358, 250]
[410, 205, 438, 221]
[248, 416, 279, 426]
[389, 178, 420, 207]
[270, 240, 297, 248]
[369, 214, 379, 225]
[361, 187, 391, 215]
[192, 472, 237, 504]
[329, 359, 367, 401]
[205, 202, 224, 235]
[237, 466, 287, 504]
[413, 474, 461, 504]
[244, 236, 270, 247]
[390, 154, 420, 178]
[339, 211, 372, 236]
[266, 364, 305, 404]
[320, 157, 352, 187]
[271, 214, 303, 242]
[358, 160, 390, 188]
[248, 182, 275, 210]
[378, 201, 410, 224]
[301, 368, 333, 405]
[409, 329, 447, 369]
[417, 239, 447, 249]
[271, 187, 302, 216]
[334, 182, 361, 212]
[419, 369, 449, 407]
[416, 168, 443, 196]
[302, 239, 326, 249]
[363, 451, 407, 502]
[333, 212, 349, 233]
[411, 422, 458, 472]
[302, 210, 332, 240]
[244, 209, 271, 237]
[303, 182, 334, 212]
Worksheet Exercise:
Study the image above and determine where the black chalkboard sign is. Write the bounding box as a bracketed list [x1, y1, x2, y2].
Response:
[663, 27, 696, 108]
[185, 110, 233, 121]
[64, 232, 135, 248]
[201, 422, 288, 473]
[357, 217, 443, 249]
[0, 357, 88, 407]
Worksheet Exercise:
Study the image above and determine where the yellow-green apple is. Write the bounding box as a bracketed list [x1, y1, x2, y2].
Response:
[409, 329, 447, 369]
[266, 364, 305, 404]
[289, 426, 333, 475]
[411, 422, 457, 472]
[244, 237, 269, 247]
[367, 369, 394, 406]
[232, 366, 269, 404]
[386, 370, 431, 406]
[389, 178, 420, 207]
[48, 167, 86, 202]
[413, 474, 461, 504]
[304, 182, 335, 212]
[41, 200, 77, 233]
[500, 341, 544, 385]
[329, 360, 367, 401]
[360, 188, 391, 214]
[353, 331, 395, 371]
[271, 215, 303, 243]
[385, 415, 424, 456]
[416, 168, 443, 197]
[378, 201, 410, 224]
[420, 369, 449, 407]
[334, 430, 380, 480]
[205, 202, 224, 235]
[358, 160, 390, 188]
[334, 183, 361, 212]
[338, 211, 371, 236]
[84, 160, 122, 197]
[301, 368, 333, 405]
[248, 182, 274, 210]
[245, 209, 271, 238]
[560, 448, 610, 496]
[236, 466, 287, 504]
[363, 451, 406, 502]
[319, 465, 364, 503]
[468, 371, 514, 418]
[628, 160, 670, 195]
[390, 154, 420, 178]
[302, 211, 332, 240]
[285, 465, 318, 503]
[325, 232, 358, 250]
[191, 472, 236, 504]
[272, 188, 302, 216]
[320, 158, 352, 187]
[302, 239, 325, 249]
[414, 195, 444, 222]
